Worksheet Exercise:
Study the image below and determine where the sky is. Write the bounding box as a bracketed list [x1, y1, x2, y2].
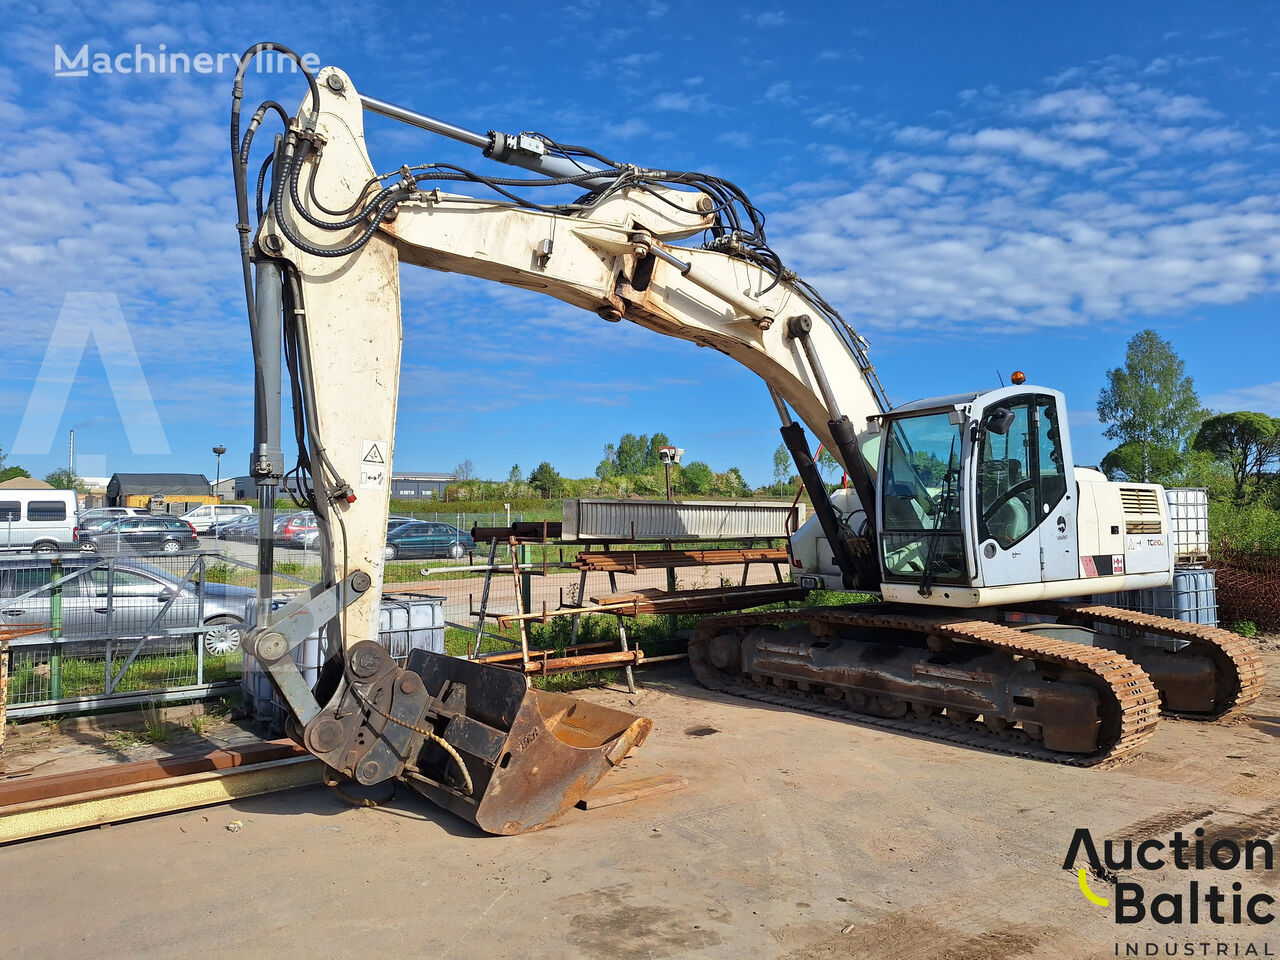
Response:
[1, 1, 1277, 488]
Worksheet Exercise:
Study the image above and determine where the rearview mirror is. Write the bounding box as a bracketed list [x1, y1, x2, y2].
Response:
[983, 407, 1015, 436]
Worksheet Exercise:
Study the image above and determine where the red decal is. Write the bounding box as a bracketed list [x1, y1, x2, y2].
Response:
[1112, 555, 1125, 575]
[1082, 556, 1098, 577]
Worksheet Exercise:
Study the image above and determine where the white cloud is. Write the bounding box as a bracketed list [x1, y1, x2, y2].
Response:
[745, 10, 788, 27]
[652, 91, 712, 113]
[1030, 88, 1115, 120]
[763, 80, 797, 106]
[949, 127, 1109, 170]
[603, 118, 651, 139]
[905, 172, 945, 194]
[1203, 383, 1280, 416]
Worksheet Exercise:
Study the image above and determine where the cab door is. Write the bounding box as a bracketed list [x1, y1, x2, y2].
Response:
[1033, 395, 1078, 582]
[973, 392, 1077, 587]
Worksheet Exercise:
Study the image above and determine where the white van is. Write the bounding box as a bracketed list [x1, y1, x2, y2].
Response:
[180, 503, 252, 533]
[0, 490, 78, 553]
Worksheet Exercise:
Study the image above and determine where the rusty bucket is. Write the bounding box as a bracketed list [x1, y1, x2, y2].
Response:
[401, 650, 652, 835]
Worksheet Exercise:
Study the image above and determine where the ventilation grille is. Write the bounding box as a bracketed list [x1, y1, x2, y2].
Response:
[1125, 520, 1163, 535]
[1119, 487, 1162, 515]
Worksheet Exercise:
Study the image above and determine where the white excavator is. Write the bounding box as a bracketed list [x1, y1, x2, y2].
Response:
[231, 44, 1262, 833]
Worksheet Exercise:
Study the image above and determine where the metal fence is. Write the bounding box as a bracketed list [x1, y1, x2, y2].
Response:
[1, 550, 257, 719]
[1216, 549, 1280, 631]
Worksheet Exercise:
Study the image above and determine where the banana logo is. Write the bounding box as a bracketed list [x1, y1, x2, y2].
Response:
[1078, 868, 1110, 907]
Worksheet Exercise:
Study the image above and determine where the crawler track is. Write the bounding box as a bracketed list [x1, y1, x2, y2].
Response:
[1024, 602, 1265, 719]
[690, 605, 1162, 767]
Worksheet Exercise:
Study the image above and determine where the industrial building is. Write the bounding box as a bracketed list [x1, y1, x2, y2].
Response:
[228, 471, 455, 501]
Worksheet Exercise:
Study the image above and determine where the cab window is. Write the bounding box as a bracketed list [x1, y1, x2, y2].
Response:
[880, 411, 967, 584]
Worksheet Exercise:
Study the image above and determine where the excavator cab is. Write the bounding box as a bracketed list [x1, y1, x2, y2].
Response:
[875, 386, 1080, 601]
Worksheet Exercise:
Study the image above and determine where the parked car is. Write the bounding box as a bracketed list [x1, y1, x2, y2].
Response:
[275, 512, 317, 548]
[208, 514, 259, 542]
[180, 503, 253, 533]
[296, 515, 413, 550]
[0, 489, 78, 553]
[74, 510, 153, 537]
[383, 520, 474, 560]
[77, 507, 150, 525]
[76, 516, 199, 554]
[0, 555, 253, 654]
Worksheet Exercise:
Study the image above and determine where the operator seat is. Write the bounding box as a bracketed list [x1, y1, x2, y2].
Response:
[983, 459, 1032, 546]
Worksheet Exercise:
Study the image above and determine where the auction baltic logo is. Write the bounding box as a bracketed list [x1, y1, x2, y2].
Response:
[54, 44, 320, 78]
[1064, 825, 1278, 957]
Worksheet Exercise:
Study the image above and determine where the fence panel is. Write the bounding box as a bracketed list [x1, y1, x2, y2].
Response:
[2, 551, 247, 718]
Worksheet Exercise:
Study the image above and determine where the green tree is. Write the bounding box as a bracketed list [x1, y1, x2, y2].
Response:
[527, 461, 563, 498]
[644, 432, 672, 469]
[0, 466, 31, 482]
[816, 447, 842, 485]
[507, 463, 522, 485]
[716, 467, 750, 498]
[1192, 411, 1280, 505]
[772, 444, 792, 496]
[1096, 329, 1202, 483]
[1100, 441, 1185, 484]
[616, 433, 648, 475]
[45, 469, 88, 494]
[680, 460, 714, 495]
[595, 443, 618, 480]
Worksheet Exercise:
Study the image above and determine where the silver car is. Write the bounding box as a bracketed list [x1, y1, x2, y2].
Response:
[0, 556, 254, 655]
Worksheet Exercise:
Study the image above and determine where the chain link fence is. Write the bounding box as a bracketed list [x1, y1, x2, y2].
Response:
[1216, 549, 1280, 631]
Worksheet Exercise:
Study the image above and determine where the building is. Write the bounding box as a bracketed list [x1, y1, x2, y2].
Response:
[389, 472, 455, 500]
[106, 473, 217, 513]
[227, 471, 456, 502]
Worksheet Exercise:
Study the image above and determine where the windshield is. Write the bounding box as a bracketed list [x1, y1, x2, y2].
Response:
[880, 412, 967, 586]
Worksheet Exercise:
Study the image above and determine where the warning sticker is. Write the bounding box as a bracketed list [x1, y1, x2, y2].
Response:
[359, 438, 388, 491]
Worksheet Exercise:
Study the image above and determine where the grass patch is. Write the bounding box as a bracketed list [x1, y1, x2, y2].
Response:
[102, 729, 143, 751]
[141, 701, 170, 743]
[8, 649, 240, 705]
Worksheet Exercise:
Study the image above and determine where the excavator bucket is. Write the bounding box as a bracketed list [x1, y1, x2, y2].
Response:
[401, 650, 652, 835]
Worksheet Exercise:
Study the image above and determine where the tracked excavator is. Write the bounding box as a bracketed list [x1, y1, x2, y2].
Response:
[231, 44, 1264, 832]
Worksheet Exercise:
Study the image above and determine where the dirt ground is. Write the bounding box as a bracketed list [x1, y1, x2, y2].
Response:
[1, 652, 1278, 960]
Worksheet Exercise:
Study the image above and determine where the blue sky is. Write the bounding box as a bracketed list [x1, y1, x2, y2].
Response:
[2, 1, 1277, 488]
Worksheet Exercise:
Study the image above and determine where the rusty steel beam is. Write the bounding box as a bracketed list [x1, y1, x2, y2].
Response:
[572, 548, 787, 572]
[519, 649, 645, 674]
[0, 740, 307, 808]
[0, 756, 320, 844]
[474, 640, 620, 664]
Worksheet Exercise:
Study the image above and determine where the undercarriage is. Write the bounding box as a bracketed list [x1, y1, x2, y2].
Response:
[689, 603, 1263, 766]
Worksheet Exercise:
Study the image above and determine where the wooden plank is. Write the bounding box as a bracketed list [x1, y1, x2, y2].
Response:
[577, 772, 689, 809]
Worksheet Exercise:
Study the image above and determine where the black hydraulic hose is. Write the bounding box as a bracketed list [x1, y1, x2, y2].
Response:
[255, 151, 274, 220]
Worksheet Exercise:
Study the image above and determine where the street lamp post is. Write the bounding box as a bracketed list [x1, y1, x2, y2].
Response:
[212, 445, 226, 500]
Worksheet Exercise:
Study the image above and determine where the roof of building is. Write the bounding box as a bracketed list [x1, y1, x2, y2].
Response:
[0, 477, 54, 489]
[108, 473, 211, 495]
